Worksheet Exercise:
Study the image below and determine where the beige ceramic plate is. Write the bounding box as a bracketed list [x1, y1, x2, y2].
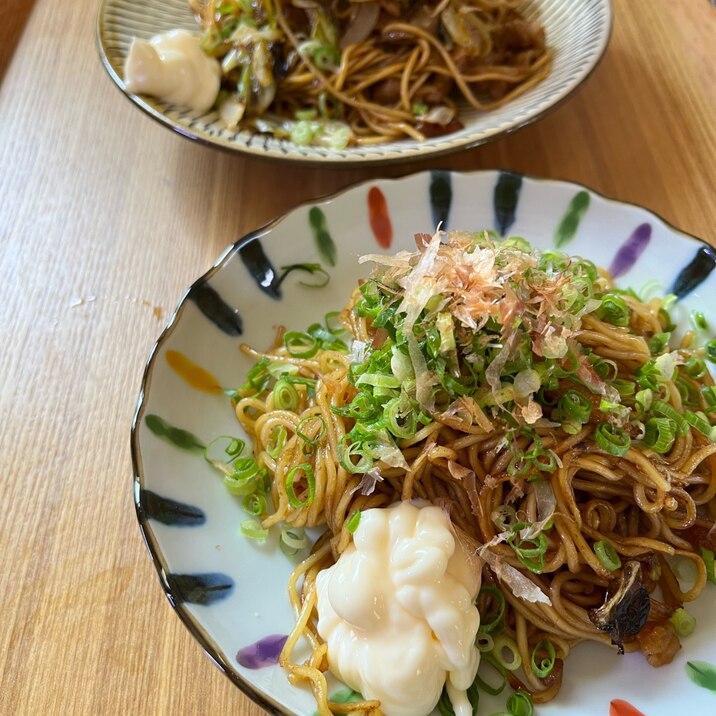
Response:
[98, 0, 612, 165]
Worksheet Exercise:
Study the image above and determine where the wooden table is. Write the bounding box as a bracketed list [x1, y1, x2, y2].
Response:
[1, 0, 715, 713]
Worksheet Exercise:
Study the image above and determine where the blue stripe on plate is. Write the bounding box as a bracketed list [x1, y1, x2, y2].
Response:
[188, 282, 243, 336]
[493, 171, 522, 236]
[166, 573, 235, 605]
[139, 489, 206, 526]
[238, 239, 282, 299]
[671, 245, 716, 299]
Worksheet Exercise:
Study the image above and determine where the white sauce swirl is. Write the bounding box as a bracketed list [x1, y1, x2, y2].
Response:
[124, 30, 220, 113]
[316, 502, 481, 716]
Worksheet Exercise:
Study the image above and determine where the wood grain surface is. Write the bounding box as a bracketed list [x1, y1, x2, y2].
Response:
[1, 1, 714, 714]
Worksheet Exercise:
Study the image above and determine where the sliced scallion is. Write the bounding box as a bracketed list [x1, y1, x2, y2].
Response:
[280, 526, 309, 556]
[643, 417, 676, 454]
[670, 607, 696, 637]
[267, 425, 287, 459]
[559, 390, 592, 425]
[506, 691, 534, 716]
[652, 400, 690, 435]
[593, 539, 621, 571]
[240, 517, 268, 542]
[705, 339, 716, 363]
[284, 331, 320, 358]
[597, 293, 630, 327]
[530, 639, 557, 678]
[285, 463, 316, 508]
[594, 423, 631, 457]
[684, 410, 715, 438]
[273, 379, 299, 411]
[242, 493, 266, 517]
[492, 634, 522, 671]
[224, 457, 261, 495]
[703, 386, 716, 409]
[700, 546, 716, 584]
[345, 509, 361, 534]
[478, 585, 506, 634]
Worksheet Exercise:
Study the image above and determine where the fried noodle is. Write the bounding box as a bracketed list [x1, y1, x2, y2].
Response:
[188, 0, 551, 145]
[227, 231, 716, 714]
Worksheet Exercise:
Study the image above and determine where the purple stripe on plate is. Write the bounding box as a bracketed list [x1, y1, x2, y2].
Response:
[236, 634, 288, 669]
[609, 223, 652, 279]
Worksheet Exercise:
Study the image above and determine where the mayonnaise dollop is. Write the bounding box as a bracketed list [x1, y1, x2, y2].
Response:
[316, 502, 481, 716]
[124, 30, 220, 113]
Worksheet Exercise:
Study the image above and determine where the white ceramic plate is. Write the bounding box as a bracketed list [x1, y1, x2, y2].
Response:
[98, 0, 611, 165]
[132, 170, 716, 715]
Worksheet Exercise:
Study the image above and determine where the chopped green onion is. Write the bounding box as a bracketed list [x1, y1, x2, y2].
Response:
[703, 386, 716, 409]
[652, 400, 690, 435]
[649, 332, 671, 355]
[294, 108, 318, 121]
[273, 379, 299, 411]
[507, 522, 548, 573]
[613, 378, 637, 397]
[637, 360, 661, 390]
[684, 410, 714, 438]
[267, 425, 287, 459]
[355, 373, 400, 389]
[277, 263, 330, 290]
[677, 376, 702, 406]
[670, 607, 696, 637]
[301, 41, 340, 70]
[643, 417, 676, 453]
[384, 395, 418, 439]
[593, 539, 621, 571]
[691, 311, 709, 331]
[240, 517, 268, 542]
[224, 457, 261, 495]
[478, 585, 506, 634]
[326, 125, 351, 150]
[324, 311, 344, 335]
[492, 635, 522, 671]
[597, 293, 630, 326]
[491, 505, 517, 533]
[476, 633, 494, 653]
[340, 442, 374, 474]
[700, 547, 716, 584]
[530, 639, 557, 678]
[594, 423, 631, 457]
[411, 101, 429, 116]
[506, 691, 534, 716]
[635, 388, 653, 415]
[266, 362, 299, 378]
[280, 526, 309, 556]
[332, 393, 381, 421]
[285, 463, 316, 508]
[296, 415, 326, 453]
[345, 509, 361, 534]
[242, 493, 266, 517]
[685, 356, 707, 378]
[705, 339, 716, 363]
[284, 331, 320, 358]
[290, 120, 318, 146]
[559, 390, 593, 425]
[317, 91, 339, 120]
[204, 435, 246, 471]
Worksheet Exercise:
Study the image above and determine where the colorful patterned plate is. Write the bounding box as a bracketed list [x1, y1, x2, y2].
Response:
[132, 170, 716, 715]
[98, 0, 611, 165]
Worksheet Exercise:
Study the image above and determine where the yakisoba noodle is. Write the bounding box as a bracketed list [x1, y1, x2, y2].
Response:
[189, 0, 551, 146]
[222, 231, 716, 715]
